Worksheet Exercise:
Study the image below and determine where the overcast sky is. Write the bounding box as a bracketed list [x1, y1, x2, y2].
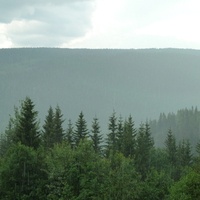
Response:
[1, 0, 200, 49]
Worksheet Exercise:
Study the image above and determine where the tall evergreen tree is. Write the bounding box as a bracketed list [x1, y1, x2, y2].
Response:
[53, 105, 65, 144]
[42, 106, 55, 148]
[90, 116, 103, 154]
[116, 115, 124, 153]
[122, 115, 136, 158]
[165, 128, 177, 166]
[135, 122, 154, 179]
[65, 119, 74, 147]
[105, 111, 118, 155]
[177, 139, 193, 167]
[74, 111, 89, 146]
[0, 120, 15, 158]
[14, 97, 40, 149]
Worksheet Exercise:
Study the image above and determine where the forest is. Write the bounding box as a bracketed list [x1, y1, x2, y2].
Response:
[1, 96, 200, 199]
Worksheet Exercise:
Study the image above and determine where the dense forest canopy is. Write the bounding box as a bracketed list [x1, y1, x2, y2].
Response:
[0, 97, 200, 199]
[2, 48, 200, 199]
[1, 48, 200, 139]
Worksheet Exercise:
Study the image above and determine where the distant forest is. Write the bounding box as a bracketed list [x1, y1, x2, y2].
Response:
[150, 106, 200, 148]
[1, 97, 200, 199]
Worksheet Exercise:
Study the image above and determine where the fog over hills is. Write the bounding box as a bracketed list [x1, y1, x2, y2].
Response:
[1, 48, 200, 139]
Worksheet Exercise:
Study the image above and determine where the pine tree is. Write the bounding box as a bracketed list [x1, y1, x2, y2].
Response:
[42, 106, 54, 148]
[90, 117, 103, 154]
[74, 111, 89, 146]
[53, 105, 65, 144]
[14, 97, 40, 149]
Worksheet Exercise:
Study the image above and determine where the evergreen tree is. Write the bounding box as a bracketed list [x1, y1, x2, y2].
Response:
[90, 116, 103, 154]
[116, 115, 124, 153]
[74, 111, 89, 146]
[0, 120, 15, 158]
[196, 140, 200, 157]
[122, 115, 136, 158]
[165, 129, 180, 180]
[53, 105, 65, 144]
[14, 97, 40, 149]
[105, 111, 118, 155]
[177, 139, 193, 167]
[42, 106, 54, 148]
[65, 119, 74, 147]
[165, 128, 177, 166]
[135, 122, 154, 179]
[145, 121, 154, 149]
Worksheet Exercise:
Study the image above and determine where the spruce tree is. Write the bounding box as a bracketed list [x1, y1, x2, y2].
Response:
[135, 122, 154, 179]
[105, 111, 118, 155]
[165, 128, 177, 166]
[122, 115, 136, 158]
[66, 119, 74, 147]
[74, 111, 89, 146]
[42, 106, 55, 148]
[116, 115, 124, 153]
[177, 139, 193, 167]
[90, 117, 103, 154]
[53, 105, 65, 144]
[14, 97, 40, 149]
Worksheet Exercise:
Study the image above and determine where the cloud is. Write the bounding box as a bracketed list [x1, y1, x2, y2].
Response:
[0, 0, 95, 47]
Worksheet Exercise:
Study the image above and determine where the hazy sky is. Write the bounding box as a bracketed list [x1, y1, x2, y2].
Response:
[1, 0, 200, 49]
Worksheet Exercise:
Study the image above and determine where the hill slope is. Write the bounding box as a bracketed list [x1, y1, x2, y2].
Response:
[1, 48, 200, 143]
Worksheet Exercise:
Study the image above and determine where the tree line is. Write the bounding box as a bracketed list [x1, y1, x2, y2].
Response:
[150, 106, 200, 148]
[0, 97, 200, 199]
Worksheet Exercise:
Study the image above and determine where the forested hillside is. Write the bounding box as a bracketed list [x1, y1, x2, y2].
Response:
[1, 97, 200, 199]
[150, 107, 200, 148]
[1, 48, 200, 145]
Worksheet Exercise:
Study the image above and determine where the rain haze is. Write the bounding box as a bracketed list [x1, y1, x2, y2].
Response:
[1, 1, 200, 198]
[1, 0, 200, 145]
[0, 0, 200, 48]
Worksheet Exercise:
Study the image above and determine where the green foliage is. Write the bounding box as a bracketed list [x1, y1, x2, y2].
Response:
[168, 166, 200, 200]
[122, 115, 136, 158]
[42, 105, 65, 148]
[165, 129, 177, 166]
[73, 112, 89, 146]
[116, 115, 124, 153]
[90, 117, 103, 154]
[103, 152, 142, 200]
[45, 139, 104, 199]
[150, 107, 200, 147]
[105, 111, 118, 155]
[0, 143, 47, 199]
[53, 105, 65, 144]
[140, 170, 173, 200]
[65, 119, 74, 147]
[14, 97, 41, 149]
[0, 107, 20, 157]
[135, 122, 154, 179]
[42, 106, 55, 148]
[1, 97, 199, 200]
